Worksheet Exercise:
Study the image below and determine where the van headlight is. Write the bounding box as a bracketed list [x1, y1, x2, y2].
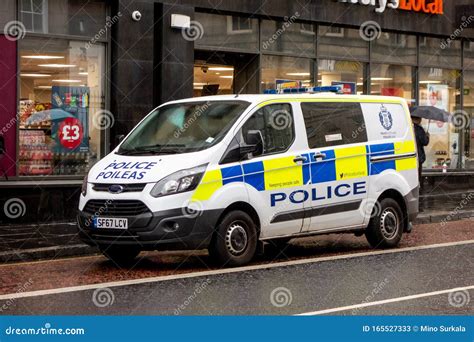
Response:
[150, 164, 207, 198]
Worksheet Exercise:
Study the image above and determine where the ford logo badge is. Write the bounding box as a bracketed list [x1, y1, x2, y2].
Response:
[109, 184, 124, 194]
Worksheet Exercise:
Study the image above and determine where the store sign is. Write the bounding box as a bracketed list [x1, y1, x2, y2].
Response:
[336, 0, 443, 15]
[58, 117, 84, 150]
[331, 81, 356, 94]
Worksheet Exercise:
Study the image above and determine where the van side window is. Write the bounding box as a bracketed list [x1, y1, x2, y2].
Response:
[241, 103, 294, 155]
[301, 102, 367, 148]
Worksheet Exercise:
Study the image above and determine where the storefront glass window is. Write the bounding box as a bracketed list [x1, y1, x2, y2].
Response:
[463, 70, 474, 169]
[419, 37, 461, 69]
[261, 20, 315, 57]
[465, 40, 474, 71]
[194, 13, 259, 51]
[419, 67, 461, 170]
[193, 63, 234, 97]
[372, 32, 417, 65]
[318, 25, 368, 61]
[261, 55, 313, 91]
[18, 37, 105, 176]
[370, 64, 415, 104]
[318, 59, 364, 95]
[20, 0, 107, 38]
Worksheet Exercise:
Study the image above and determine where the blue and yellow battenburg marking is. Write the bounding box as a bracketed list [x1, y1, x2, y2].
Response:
[191, 142, 417, 201]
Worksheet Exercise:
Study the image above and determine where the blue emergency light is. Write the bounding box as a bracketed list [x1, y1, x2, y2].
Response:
[263, 85, 343, 95]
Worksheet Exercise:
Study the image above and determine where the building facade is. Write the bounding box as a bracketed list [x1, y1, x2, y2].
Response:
[0, 0, 473, 225]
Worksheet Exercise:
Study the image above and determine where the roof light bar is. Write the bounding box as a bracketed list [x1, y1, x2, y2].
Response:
[263, 85, 343, 95]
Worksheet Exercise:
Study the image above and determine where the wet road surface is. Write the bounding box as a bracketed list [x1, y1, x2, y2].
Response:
[0, 219, 472, 315]
[0, 241, 472, 315]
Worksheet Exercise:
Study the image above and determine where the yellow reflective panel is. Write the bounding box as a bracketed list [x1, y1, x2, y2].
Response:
[335, 146, 368, 180]
[191, 169, 223, 201]
[394, 141, 417, 171]
[263, 156, 303, 190]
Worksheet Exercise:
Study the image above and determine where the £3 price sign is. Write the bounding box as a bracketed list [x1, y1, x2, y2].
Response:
[58, 117, 84, 149]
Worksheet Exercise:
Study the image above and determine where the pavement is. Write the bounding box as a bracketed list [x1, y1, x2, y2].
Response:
[0, 219, 472, 315]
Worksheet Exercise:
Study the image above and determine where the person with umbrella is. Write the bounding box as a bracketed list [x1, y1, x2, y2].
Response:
[409, 106, 448, 185]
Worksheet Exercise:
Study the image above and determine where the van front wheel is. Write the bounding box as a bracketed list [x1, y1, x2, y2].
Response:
[209, 210, 257, 267]
[365, 198, 403, 248]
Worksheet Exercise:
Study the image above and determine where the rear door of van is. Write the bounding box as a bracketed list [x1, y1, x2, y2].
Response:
[363, 100, 418, 205]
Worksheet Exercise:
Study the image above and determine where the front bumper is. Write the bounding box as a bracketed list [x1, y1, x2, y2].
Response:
[77, 206, 223, 250]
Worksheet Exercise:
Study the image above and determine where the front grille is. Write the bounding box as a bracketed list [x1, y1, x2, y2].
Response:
[92, 183, 146, 192]
[83, 200, 150, 216]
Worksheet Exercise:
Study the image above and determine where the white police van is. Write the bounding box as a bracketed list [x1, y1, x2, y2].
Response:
[78, 87, 419, 266]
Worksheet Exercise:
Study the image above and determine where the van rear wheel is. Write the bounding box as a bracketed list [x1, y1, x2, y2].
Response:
[100, 245, 140, 266]
[209, 210, 257, 267]
[365, 198, 403, 248]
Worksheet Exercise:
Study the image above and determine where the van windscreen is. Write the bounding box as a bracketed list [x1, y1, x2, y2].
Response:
[118, 100, 250, 155]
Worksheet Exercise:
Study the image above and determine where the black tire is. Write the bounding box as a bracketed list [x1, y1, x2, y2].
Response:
[100, 245, 140, 266]
[209, 210, 258, 267]
[365, 198, 404, 248]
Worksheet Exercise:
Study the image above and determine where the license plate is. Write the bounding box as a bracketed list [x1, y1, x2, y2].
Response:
[93, 217, 128, 229]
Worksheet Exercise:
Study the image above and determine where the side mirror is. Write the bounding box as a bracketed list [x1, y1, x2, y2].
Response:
[244, 130, 263, 157]
[220, 130, 264, 164]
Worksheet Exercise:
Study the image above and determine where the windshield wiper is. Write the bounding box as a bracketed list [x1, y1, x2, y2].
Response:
[117, 144, 187, 156]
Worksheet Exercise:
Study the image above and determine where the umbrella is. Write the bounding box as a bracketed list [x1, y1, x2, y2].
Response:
[410, 106, 450, 122]
[26, 109, 74, 125]
[410, 106, 451, 133]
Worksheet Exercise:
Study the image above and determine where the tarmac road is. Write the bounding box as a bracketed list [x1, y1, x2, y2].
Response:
[0, 239, 472, 315]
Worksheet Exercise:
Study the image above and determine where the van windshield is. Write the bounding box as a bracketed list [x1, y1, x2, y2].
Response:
[117, 100, 250, 155]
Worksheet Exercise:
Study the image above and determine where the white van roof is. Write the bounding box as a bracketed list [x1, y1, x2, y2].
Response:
[165, 94, 408, 107]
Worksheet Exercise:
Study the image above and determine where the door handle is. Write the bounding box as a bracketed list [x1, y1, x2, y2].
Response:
[314, 153, 326, 159]
[293, 156, 307, 163]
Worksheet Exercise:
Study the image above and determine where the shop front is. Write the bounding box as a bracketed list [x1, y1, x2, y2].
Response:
[187, 1, 474, 179]
[0, 0, 109, 224]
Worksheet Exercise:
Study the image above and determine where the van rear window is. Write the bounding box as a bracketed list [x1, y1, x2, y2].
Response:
[301, 102, 367, 148]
